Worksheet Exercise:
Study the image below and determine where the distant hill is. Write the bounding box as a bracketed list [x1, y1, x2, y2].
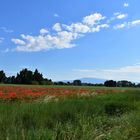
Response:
[79, 78, 106, 84]
[62, 77, 106, 84]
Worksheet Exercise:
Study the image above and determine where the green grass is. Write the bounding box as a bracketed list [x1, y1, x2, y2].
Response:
[1, 83, 140, 91]
[0, 91, 140, 140]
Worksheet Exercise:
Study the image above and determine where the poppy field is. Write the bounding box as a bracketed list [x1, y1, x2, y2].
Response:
[0, 85, 140, 140]
[0, 85, 92, 101]
[0, 85, 133, 101]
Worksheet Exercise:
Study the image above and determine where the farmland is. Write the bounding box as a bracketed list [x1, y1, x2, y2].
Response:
[0, 85, 140, 140]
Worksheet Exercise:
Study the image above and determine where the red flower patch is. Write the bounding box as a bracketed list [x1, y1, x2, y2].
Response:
[0, 86, 91, 101]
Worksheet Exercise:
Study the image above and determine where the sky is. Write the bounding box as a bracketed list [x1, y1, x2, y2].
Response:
[1, 0, 140, 82]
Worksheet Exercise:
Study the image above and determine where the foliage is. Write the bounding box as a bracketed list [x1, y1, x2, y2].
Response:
[0, 70, 6, 83]
[0, 69, 53, 85]
[73, 80, 82, 86]
[104, 80, 117, 87]
[104, 80, 135, 87]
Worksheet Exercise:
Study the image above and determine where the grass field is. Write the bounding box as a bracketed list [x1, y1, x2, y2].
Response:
[0, 85, 140, 140]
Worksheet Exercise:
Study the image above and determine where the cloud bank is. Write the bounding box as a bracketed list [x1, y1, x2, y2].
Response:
[11, 13, 109, 52]
[74, 64, 140, 82]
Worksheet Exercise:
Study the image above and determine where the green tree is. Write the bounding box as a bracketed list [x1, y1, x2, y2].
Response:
[6, 76, 16, 84]
[33, 69, 44, 84]
[16, 68, 33, 84]
[0, 70, 6, 83]
[104, 80, 117, 87]
[117, 80, 134, 87]
[73, 80, 82, 86]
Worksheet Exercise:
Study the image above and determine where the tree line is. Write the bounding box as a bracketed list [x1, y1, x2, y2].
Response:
[0, 69, 85, 86]
[0, 69, 52, 85]
[104, 80, 137, 87]
[0, 69, 140, 87]
[55, 80, 140, 87]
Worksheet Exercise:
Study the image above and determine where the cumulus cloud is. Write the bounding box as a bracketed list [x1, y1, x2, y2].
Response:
[52, 23, 62, 32]
[12, 31, 79, 52]
[124, 3, 129, 7]
[63, 23, 90, 33]
[11, 38, 26, 45]
[11, 12, 109, 52]
[91, 24, 109, 32]
[11, 10, 140, 52]
[83, 13, 105, 26]
[74, 64, 140, 82]
[40, 28, 49, 35]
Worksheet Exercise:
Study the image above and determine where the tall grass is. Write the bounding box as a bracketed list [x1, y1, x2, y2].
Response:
[0, 91, 139, 140]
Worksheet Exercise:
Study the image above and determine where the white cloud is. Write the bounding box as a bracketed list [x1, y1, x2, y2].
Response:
[130, 20, 140, 26]
[113, 12, 128, 19]
[54, 14, 59, 17]
[40, 28, 49, 35]
[114, 23, 126, 29]
[0, 37, 4, 43]
[12, 12, 109, 52]
[114, 19, 140, 29]
[107, 12, 128, 24]
[116, 14, 127, 19]
[11, 38, 26, 45]
[91, 24, 109, 32]
[55, 31, 78, 48]
[52, 23, 62, 32]
[74, 64, 140, 82]
[124, 3, 129, 7]
[10, 9, 140, 52]
[63, 22, 109, 33]
[12, 31, 78, 52]
[63, 23, 90, 33]
[83, 13, 105, 26]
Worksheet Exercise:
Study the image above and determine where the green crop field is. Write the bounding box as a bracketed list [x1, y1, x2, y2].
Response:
[0, 85, 140, 140]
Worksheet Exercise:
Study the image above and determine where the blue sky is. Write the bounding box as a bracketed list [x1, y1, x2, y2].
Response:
[1, 0, 140, 82]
